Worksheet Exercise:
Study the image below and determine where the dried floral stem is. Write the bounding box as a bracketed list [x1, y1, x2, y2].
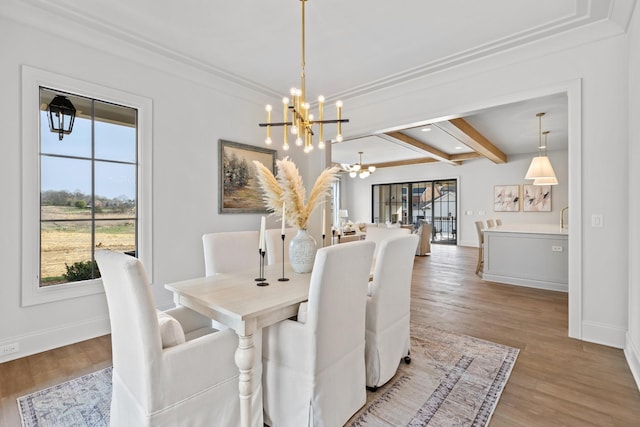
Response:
[254, 157, 339, 230]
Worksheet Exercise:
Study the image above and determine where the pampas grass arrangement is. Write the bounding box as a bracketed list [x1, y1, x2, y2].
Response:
[254, 157, 339, 230]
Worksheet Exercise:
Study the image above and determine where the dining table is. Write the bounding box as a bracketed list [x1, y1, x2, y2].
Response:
[164, 263, 311, 427]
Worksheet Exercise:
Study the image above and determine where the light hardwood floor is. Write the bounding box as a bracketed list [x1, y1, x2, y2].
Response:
[1, 245, 639, 426]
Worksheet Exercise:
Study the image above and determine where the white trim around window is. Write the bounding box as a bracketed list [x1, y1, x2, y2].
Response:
[21, 66, 153, 306]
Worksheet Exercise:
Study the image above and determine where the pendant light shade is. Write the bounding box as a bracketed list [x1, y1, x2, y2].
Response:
[533, 176, 559, 185]
[525, 156, 556, 180]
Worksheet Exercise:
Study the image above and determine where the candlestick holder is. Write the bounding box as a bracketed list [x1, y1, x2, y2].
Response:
[322, 233, 326, 247]
[255, 249, 269, 286]
[332, 228, 336, 245]
[278, 234, 289, 282]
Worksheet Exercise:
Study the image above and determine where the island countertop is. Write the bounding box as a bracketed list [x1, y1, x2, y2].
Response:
[485, 223, 568, 236]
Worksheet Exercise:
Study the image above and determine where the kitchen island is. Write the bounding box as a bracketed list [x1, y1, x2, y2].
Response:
[483, 224, 568, 292]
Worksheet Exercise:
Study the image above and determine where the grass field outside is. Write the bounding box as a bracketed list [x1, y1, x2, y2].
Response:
[40, 205, 135, 285]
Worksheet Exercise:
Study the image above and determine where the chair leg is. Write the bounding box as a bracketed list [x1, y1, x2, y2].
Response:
[475, 248, 482, 275]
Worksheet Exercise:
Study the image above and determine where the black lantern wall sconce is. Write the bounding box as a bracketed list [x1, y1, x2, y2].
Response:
[47, 95, 76, 141]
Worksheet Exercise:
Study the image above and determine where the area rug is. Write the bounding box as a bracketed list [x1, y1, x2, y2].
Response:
[17, 325, 518, 427]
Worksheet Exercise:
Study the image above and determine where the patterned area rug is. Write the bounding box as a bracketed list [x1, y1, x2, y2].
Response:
[347, 324, 519, 426]
[17, 367, 111, 427]
[17, 326, 517, 427]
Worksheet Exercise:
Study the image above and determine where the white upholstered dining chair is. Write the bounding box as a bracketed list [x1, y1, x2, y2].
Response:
[95, 250, 263, 427]
[365, 225, 411, 271]
[365, 234, 419, 390]
[265, 227, 297, 266]
[261, 240, 375, 427]
[203, 230, 259, 275]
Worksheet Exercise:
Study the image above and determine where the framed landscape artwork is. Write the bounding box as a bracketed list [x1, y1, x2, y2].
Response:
[523, 184, 552, 212]
[219, 139, 277, 213]
[494, 185, 520, 212]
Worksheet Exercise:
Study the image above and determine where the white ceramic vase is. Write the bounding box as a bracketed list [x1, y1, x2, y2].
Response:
[288, 229, 317, 273]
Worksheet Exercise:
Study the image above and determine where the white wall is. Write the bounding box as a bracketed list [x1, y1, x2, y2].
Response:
[0, 10, 279, 361]
[626, 2, 640, 388]
[345, 150, 568, 247]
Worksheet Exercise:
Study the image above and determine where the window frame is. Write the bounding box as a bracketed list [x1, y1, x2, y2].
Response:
[21, 66, 153, 306]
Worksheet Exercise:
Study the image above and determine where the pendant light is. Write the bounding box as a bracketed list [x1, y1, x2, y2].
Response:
[525, 112, 558, 182]
[533, 131, 558, 185]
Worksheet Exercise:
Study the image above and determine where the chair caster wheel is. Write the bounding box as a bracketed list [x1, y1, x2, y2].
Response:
[404, 355, 411, 364]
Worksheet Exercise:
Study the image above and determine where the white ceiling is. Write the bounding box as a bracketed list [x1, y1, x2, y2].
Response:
[14, 0, 633, 165]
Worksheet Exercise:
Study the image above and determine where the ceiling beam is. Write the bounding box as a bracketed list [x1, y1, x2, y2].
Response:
[450, 152, 483, 161]
[384, 131, 459, 165]
[434, 118, 507, 164]
[370, 157, 441, 169]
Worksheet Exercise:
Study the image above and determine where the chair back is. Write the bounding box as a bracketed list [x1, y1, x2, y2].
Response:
[365, 226, 411, 260]
[496, 218, 503, 226]
[475, 220, 485, 245]
[306, 241, 375, 373]
[265, 227, 297, 265]
[367, 235, 419, 332]
[203, 231, 260, 275]
[95, 250, 161, 406]
[486, 219, 495, 228]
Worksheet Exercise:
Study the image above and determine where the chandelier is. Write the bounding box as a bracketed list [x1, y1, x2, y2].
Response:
[344, 152, 376, 179]
[525, 112, 558, 184]
[258, 0, 349, 154]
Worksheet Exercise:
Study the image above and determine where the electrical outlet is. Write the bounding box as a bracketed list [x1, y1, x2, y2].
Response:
[1, 342, 19, 355]
[552, 246, 563, 252]
[591, 214, 603, 228]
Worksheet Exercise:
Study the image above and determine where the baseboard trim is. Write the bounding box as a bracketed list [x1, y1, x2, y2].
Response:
[581, 320, 626, 349]
[0, 316, 110, 363]
[481, 273, 568, 292]
[625, 332, 640, 392]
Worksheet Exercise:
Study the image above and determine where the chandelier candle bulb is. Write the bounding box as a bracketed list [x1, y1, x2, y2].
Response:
[265, 105, 272, 145]
[283, 97, 289, 146]
[318, 96, 324, 144]
[336, 100, 343, 142]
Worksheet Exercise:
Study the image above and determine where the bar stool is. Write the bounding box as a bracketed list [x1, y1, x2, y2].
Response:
[474, 220, 485, 275]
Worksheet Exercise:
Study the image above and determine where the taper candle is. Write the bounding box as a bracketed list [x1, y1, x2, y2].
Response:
[322, 207, 326, 236]
[281, 202, 286, 234]
[259, 216, 266, 251]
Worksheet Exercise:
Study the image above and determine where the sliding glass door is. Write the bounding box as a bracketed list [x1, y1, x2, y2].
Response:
[372, 179, 457, 245]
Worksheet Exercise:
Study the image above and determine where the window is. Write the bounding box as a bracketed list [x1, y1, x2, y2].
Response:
[21, 66, 152, 306]
[39, 87, 137, 286]
[372, 179, 458, 244]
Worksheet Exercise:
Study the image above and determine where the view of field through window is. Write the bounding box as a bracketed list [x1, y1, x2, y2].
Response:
[39, 88, 138, 286]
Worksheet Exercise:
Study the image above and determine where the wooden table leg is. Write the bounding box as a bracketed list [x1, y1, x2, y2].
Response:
[234, 334, 255, 427]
